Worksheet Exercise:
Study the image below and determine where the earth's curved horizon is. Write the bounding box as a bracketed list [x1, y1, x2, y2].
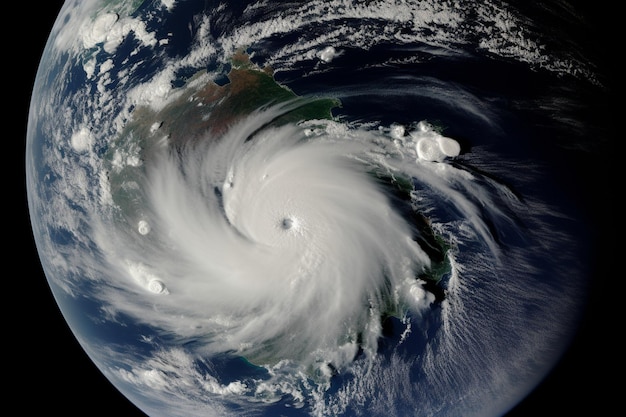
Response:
[25, 1, 615, 416]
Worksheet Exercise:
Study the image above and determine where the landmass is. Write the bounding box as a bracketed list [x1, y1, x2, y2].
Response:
[104, 51, 339, 227]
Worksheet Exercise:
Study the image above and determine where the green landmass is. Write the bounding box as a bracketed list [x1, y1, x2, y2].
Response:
[373, 169, 451, 288]
[96, 0, 145, 18]
[104, 51, 340, 228]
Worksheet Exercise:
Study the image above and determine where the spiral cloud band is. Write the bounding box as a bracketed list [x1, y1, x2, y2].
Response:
[96, 88, 535, 360]
[81, 85, 582, 416]
[109, 104, 458, 373]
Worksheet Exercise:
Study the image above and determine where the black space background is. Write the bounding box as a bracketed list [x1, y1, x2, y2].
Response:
[11, 1, 616, 416]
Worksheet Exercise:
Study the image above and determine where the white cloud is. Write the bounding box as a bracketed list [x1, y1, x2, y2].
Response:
[161, 0, 177, 11]
[69, 126, 93, 153]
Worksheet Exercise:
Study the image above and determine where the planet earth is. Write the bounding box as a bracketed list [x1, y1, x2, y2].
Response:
[25, 1, 613, 416]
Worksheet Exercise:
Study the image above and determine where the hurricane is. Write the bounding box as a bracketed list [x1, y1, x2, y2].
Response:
[92, 93, 579, 415]
[26, 1, 607, 416]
